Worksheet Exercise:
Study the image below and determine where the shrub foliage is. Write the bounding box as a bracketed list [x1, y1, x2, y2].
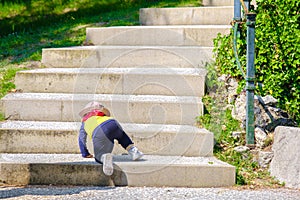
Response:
[213, 0, 300, 124]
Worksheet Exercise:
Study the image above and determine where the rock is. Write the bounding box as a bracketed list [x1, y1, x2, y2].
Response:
[253, 101, 268, 128]
[226, 78, 239, 104]
[258, 151, 274, 168]
[227, 78, 239, 93]
[228, 94, 237, 104]
[225, 104, 234, 110]
[0, 100, 3, 114]
[250, 149, 259, 162]
[217, 74, 227, 82]
[232, 131, 242, 138]
[228, 78, 238, 86]
[234, 146, 250, 153]
[270, 126, 300, 189]
[255, 127, 268, 148]
[265, 117, 297, 132]
[261, 95, 278, 106]
[232, 94, 297, 133]
[231, 91, 246, 122]
[221, 125, 227, 131]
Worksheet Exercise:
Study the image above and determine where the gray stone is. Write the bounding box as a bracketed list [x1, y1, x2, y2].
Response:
[227, 78, 238, 90]
[217, 74, 227, 83]
[0, 100, 3, 114]
[261, 95, 278, 106]
[265, 117, 297, 133]
[234, 146, 250, 153]
[270, 126, 300, 189]
[232, 94, 297, 133]
[232, 131, 242, 138]
[231, 92, 246, 122]
[258, 151, 274, 168]
[227, 78, 239, 104]
[255, 127, 268, 148]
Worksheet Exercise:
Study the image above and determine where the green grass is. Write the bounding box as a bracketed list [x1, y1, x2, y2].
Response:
[0, 0, 202, 98]
[0, 66, 25, 98]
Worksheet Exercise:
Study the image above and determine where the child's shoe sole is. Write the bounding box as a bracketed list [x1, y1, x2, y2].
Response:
[102, 153, 113, 176]
[132, 152, 144, 161]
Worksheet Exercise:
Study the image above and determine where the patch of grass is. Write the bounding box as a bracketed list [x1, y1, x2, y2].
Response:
[0, 112, 4, 121]
[0, 65, 26, 98]
[0, 0, 201, 63]
[0, 0, 201, 99]
[149, 0, 201, 7]
[0, 0, 202, 37]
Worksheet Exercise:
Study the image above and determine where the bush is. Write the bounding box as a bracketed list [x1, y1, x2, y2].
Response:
[213, 0, 300, 124]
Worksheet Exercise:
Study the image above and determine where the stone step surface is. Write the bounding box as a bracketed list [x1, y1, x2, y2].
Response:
[140, 7, 233, 26]
[202, 0, 234, 6]
[1, 93, 202, 125]
[0, 121, 213, 157]
[86, 25, 231, 47]
[0, 154, 236, 187]
[0, 3, 237, 188]
[42, 46, 213, 68]
[15, 68, 206, 97]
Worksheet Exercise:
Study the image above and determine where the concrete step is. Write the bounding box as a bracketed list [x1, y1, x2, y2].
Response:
[0, 121, 213, 157]
[15, 68, 206, 97]
[86, 25, 231, 47]
[42, 46, 213, 68]
[0, 154, 236, 187]
[140, 7, 233, 26]
[1, 93, 202, 125]
[202, 0, 234, 6]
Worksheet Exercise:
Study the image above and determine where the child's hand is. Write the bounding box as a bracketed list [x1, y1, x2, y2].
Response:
[84, 154, 93, 158]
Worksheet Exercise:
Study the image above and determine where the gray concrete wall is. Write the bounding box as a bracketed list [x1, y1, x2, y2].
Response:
[270, 126, 300, 189]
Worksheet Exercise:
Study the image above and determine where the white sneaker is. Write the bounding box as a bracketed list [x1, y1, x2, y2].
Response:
[128, 146, 144, 161]
[101, 153, 113, 176]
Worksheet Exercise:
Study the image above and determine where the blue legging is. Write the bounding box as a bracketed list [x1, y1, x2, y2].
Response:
[92, 119, 133, 163]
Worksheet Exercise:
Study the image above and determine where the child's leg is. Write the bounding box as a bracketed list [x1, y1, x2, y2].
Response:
[92, 127, 114, 176]
[100, 119, 134, 150]
[110, 120, 143, 160]
[92, 126, 114, 164]
[100, 119, 143, 161]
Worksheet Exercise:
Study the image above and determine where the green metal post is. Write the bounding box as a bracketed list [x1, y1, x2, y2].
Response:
[244, 0, 250, 11]
[246, 13, 256, 145]
[234, 0, 242, 21]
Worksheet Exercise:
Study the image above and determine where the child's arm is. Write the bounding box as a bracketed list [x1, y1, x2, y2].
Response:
[78, 123, 92, 158]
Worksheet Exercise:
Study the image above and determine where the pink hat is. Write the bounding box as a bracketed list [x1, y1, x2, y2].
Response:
[79, 101, 111, 117]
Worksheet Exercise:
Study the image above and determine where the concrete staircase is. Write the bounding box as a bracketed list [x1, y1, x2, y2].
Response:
[0, 0, 235, 187]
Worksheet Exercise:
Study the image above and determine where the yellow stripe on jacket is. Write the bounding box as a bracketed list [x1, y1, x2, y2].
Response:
[84, 116, 113, 138]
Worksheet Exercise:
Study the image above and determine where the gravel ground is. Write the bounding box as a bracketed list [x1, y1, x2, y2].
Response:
[1, 186, 300, 200]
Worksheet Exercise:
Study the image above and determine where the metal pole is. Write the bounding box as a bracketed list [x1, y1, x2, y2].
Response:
[246, 13, 256, 145]
[244, 0, 250, 11]
[234, 0, 241, 21]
